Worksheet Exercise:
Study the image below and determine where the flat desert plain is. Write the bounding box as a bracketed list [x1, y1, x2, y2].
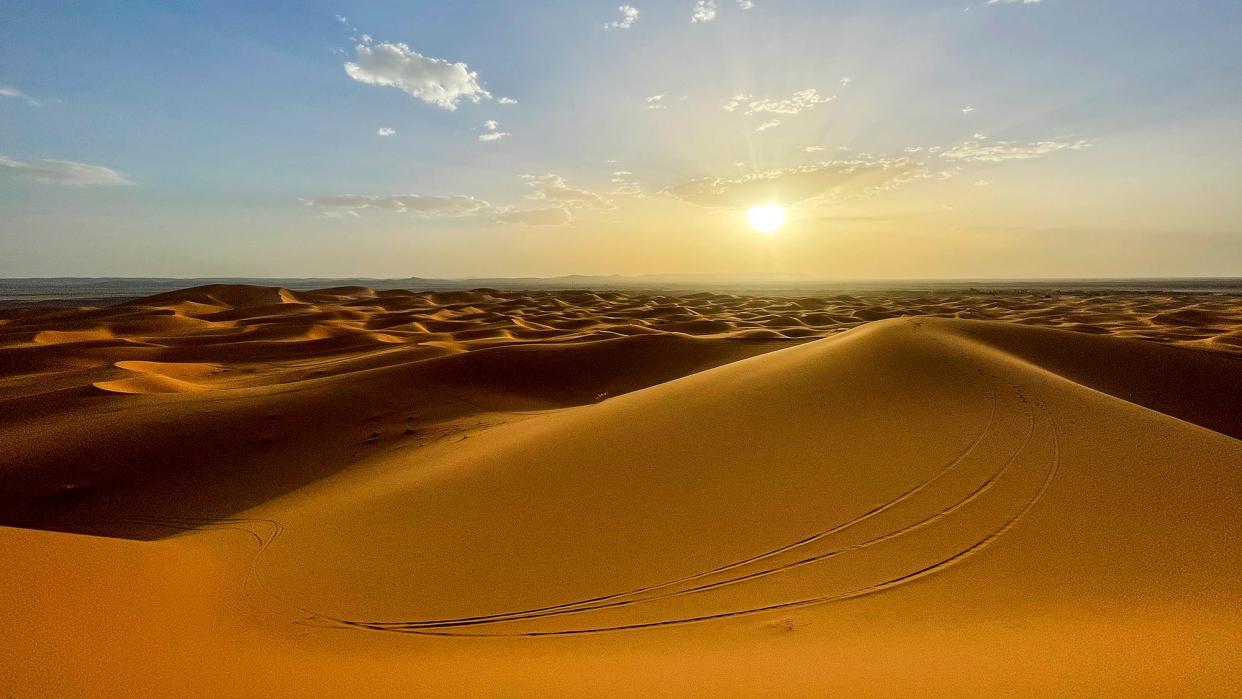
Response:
[1, 284, 1240, 696]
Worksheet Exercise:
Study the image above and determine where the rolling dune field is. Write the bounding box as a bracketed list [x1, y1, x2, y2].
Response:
[1, 285, 1240, 696]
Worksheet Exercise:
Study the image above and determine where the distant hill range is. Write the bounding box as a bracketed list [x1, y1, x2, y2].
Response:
[1, 274, 1240, 304]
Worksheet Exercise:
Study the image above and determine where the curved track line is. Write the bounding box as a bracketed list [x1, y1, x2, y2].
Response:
[361, 398, 1036, 631]
[319, 385, 1003, 630]
[339, 404, 1061, 637]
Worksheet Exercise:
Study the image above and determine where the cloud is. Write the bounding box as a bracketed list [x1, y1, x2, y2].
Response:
[691, 0, 717, 23]
[0, 155, 134, 186]
[645, 94, 667, 110]
[961, 106, 976, 114]
[804, 146, 826, 153]
[738, 0, 755, 8]
[344, 38, 492, 110]
[305, 194, 492, 217]
[497, 96, 518, 105]
[479, 119, 510, 142]
[610, 170, 643, 196]
[664, 157, 928, 209]
[522, 174, 615, 209]
[376, 127, 396, 137]
[605, 5, 640, 30]
[938, 136, 1092, 162]
[987, 0, 1041, 4]
[493, 207, 573, 227]
[0, 86, 42, 106]
[840, 77, 853, 86]
[756, 119, 781, 132]
[724, 89, 833, 116]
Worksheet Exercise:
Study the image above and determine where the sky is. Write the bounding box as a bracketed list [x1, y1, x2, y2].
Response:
[1, 0, 1240, 279]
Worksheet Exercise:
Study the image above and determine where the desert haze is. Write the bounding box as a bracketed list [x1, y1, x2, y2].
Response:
[0, 283, 1239, 695]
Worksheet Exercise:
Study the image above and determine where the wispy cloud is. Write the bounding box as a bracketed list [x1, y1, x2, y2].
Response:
[939, 135, 1092, 162]
[605, 5, 640, 30]
[376, 127, 396, 137]
[344, 36, 492, 110]
[0, 155, 133, 186]
[756, 119, 781, 132]
[479, 120, 510, 142]
[645, 94, 667, 110]
[724, 88, 833, 116]
[523, 174, 615, 209]
[665, 157, 928, 208]
[493, 207, 573, 226]
[0, 86, 42, 107]
[304, 194, 492, 217]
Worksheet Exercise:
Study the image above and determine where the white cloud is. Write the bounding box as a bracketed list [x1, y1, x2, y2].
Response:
[645, 94, 667, 110]
[305, 194, 492, 217]
[961, 106, 976, 114]
[344, 38, 492, 110]
[939, 136, 1092, 162]
[691, 0, 718, 23]
[0, 86, 42, 107]
[497, 96, 518, 105]
[479, 120, 510, 142]
[494, 207, 573, 226]
[840, 77, 853, 86]
[605, 5, 640, 30]
[609, 170, 642, 196]
[523, 173, 615, 209]
[376, 127, 396, 137]
[756, 119, 781, 132]
[0, 155, 133, 186]
[738, 0, 755, 9]
[805, 146, 826, 153]
[664, 157, 928, 209]
[724, 88, 833, 116]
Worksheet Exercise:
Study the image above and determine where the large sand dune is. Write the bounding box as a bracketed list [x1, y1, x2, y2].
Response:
[1, 285, 1239, 695]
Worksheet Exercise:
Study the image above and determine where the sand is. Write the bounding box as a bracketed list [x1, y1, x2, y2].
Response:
[1, 284, 1239, 696]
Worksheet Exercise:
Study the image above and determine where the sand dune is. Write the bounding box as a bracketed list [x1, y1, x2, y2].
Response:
[1, 285, 1240, 695]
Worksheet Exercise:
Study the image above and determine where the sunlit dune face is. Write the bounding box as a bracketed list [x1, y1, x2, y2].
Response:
[747, 205, 786, 234]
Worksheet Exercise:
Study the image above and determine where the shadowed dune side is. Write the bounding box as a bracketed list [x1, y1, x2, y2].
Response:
[0, 333, 789, 538]
[939, 319, 1242, 439]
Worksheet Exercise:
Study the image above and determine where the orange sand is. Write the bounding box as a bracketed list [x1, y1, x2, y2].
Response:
[1, 285, 1239, 696]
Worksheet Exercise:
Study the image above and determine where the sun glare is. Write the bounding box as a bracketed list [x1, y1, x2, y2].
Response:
[747, 205, 786, 234]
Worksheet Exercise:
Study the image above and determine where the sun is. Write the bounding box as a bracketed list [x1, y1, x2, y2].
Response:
[747, 205, 786, 234]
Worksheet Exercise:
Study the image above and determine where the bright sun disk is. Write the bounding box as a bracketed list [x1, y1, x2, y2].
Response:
[747, 205, 786, 234]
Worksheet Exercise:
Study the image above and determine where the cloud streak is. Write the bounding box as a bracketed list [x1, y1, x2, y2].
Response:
[0, 86, 42, 106]
[305, 194, 492, 217]
[939, 136, 1091, 162]
[0, 155, 133, 186]
[665, 157, 928, 208]
[724, 89, 833, 116]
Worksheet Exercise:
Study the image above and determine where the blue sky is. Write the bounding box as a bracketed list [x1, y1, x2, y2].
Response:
[2, 0, 1240, 278]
